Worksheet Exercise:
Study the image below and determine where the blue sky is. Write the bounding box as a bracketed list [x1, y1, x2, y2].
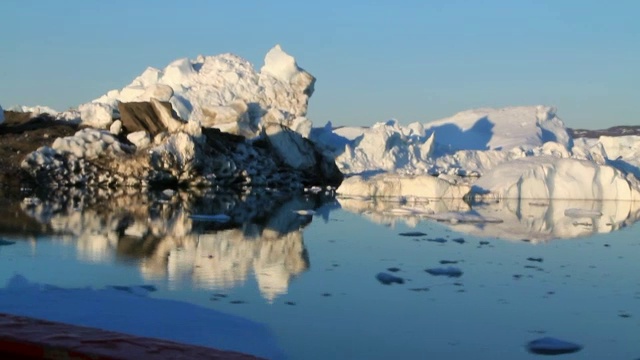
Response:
[1, 0, 638, 129]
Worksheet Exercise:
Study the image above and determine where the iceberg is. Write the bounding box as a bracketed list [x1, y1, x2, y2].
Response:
[322, 105, 640, 201]
[7, 44, 640, 203]
[79, 44, 315, 138]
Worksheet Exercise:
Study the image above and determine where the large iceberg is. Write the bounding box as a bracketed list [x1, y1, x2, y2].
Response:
[317, 105, 640, 201]
[7, 44, 640, 202]
[78, 45, 315, 138]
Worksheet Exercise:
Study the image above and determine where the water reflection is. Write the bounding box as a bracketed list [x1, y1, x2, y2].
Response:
[9, 189, 331, 301]
[338, 196, 640, 242]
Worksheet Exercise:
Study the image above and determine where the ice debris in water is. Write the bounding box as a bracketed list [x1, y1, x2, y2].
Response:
[376, 272, 405, 285]
[398, 231, 427, 237]
[293, 209, 315, 216]
[425, 267, 463, 278]
[526, 337, 583, 355]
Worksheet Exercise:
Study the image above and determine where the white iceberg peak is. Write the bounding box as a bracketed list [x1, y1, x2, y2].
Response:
[261, 44, 300, 83]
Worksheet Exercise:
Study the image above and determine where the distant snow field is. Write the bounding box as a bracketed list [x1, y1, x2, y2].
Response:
[3, 45, 640, 202]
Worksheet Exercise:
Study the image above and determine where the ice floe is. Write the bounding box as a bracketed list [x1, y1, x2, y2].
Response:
[526, 337, 583, 355]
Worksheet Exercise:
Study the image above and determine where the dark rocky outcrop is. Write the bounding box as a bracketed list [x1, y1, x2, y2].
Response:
[0, 111, 79, 191]
[118, 100, 182, 136]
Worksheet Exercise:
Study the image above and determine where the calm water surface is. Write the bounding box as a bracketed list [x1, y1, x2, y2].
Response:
[0, 191, 639, 359]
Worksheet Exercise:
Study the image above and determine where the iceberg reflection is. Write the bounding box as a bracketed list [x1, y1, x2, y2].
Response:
[13, 189, 328, 301]
[338, 196, 640, 242]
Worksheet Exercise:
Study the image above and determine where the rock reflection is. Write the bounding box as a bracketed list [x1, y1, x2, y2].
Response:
[14, 189, 326, 301]
[338, 196, 640, 242]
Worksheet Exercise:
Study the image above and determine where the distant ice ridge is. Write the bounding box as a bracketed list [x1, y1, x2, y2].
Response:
[313, 106, 573, 176]
[312, 105, 640, 201]
[7, 104, 60, 117]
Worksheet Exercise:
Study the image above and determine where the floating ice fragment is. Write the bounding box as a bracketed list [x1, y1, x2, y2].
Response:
[294, 209, 315, 216]
[189, 214, 231, 222]
[425, 267, 463, 278]
[398, 231, 427, 237]
[526, 337, 583, 355]
[376, 272, 405, 285]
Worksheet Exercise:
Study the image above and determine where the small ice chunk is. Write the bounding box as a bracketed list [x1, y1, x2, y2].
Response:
[398, 231, 427, 237]
[425, 267, 463, 278]
[376, 272, 404, 285]
[127, 131, 151, 149]
[526, 337, 583, 355]
[110, 120, 122, 135]
[294, 209, 315, 216]
[190, 214, 231, 223]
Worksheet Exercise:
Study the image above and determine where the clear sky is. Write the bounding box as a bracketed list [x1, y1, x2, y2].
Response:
[1, 0, 638, 129]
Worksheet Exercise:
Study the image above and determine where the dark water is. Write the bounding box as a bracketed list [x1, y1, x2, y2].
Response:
[0, 190, 639, 359]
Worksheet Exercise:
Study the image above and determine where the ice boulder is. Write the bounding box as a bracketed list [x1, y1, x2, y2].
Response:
[118, 99, 183, 136]
[470, 156, 640, 201]
[86, 45, 316, 138]
[79, 102, 115, 129]
[331, 120, 435, 175]
[337, 173, 470, 200]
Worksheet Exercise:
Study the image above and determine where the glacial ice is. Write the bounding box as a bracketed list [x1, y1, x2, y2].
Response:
[0, 104, 4, 124]
[79, 44, 315, 138]
[8, 44, 640, 202]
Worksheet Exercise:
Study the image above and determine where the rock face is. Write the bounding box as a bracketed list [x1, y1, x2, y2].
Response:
[76, 45, 316, 138]
[119, 99, 183, 136]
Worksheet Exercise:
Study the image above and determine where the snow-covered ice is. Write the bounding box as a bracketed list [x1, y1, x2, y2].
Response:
[470, 156, 640, 201]
[8, 44, 640, 203]
[79, 44, 315, 137]
[337, 173, 470, 200]
[321, 105, 640, 202]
